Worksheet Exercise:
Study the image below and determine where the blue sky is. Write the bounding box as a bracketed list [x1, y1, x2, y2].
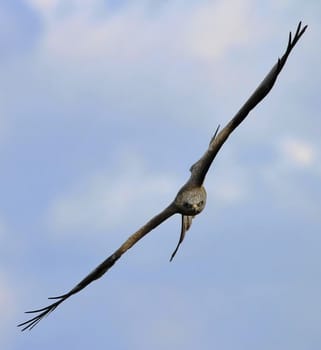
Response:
[1, 1, 321, 349]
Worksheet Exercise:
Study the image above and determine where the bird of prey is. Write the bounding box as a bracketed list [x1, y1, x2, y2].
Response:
[18, 22, 307, 331]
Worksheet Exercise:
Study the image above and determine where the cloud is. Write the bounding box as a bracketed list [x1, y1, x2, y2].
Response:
[27, 0, 58, 16]
[182, 0, 254, 61]
[259, 136, 321, 222]
[26, 0, 255, 64]
[47, 152, 180, 235]
[280, 137, 317, 168]
[206, 157, 250, 207]
[209, 180, 248, 204]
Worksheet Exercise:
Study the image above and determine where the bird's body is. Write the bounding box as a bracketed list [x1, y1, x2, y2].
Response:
[170, 185, 207, 260]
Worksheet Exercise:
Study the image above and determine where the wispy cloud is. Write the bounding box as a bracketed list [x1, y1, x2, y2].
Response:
[47, 152, 179, 235]
[280, 137, 317, 168]
[27, 0, 256, 63]
[260, 136, 321, 222]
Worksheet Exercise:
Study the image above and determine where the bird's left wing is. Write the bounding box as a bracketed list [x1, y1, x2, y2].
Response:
[18, 204, 177, 331]
[189, 22, 307, 187]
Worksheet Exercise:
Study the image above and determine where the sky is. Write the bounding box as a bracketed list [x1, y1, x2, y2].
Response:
[1, 1, 321, 349]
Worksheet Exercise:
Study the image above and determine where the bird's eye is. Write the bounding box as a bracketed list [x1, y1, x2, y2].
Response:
[198, 200, 204, 206]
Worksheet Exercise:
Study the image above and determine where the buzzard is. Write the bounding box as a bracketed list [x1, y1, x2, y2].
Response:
[18, 22, 307, 331]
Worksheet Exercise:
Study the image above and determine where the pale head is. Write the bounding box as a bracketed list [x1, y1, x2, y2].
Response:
[174, 186, 207, 216]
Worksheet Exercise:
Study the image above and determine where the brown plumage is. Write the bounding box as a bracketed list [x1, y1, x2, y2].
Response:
[18, 22, 307, 331]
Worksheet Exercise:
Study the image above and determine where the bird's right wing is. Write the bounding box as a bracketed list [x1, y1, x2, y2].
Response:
[18, 204, 177, 331]
[189, 22, 307, 187]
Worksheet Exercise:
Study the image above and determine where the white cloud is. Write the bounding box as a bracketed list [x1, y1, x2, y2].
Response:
[26, 0, 256, 64]
[205, 146, 252, 207]
[48, 153, 180, 235]
[209, 180, 247, 204]
[260, 136, 320, 222]
[183, 0, 253, 61]
[26, 0, 60, 19]
[280, 137, 317, 168]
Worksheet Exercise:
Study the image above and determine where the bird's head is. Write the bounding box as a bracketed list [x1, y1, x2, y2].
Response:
[174, 185, 207, 216]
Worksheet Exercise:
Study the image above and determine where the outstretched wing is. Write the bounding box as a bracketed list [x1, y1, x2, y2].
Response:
[18, 204, 177, 331]
[189, 22, 307, 187]
[170, 215, 193, 261]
